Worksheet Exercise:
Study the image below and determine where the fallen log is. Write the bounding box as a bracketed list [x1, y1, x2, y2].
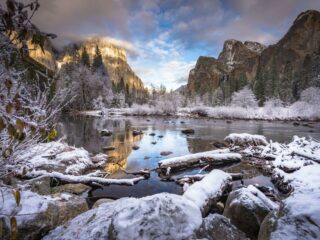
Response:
[292, 150, 320, 163]
[158, 149, 242, 170]
[19, 170, 147, 186]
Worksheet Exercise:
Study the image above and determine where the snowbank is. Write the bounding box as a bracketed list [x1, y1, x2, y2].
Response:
[158, 149, 242, 169]
[44, 193, 202, 240]
[225, 133, 268, 146]
[244, 136, 320, 239]
[183, 169, 232, 215]
[15, 141, 104, 175]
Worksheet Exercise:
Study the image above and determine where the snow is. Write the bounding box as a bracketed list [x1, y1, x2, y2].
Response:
[15, 141, 106, 175]
[183, 169, 232, 213]
[233, 185, 279, 211]
[44, 193, 202, 240]
[0, 187, 51, 224]
[225, 133, 268, 146]
[25, 170, 146, 186]
[243, 135, 320, 239]
[158, 149, 241, 169]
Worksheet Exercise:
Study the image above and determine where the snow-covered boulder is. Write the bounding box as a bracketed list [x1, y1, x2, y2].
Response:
[183, 169, 232, 216]
[0, 187, 88, 239]
[44, 193, 202, 240]
[225, 133, 268, 146]
[223, 185, 278, 239]
[15, 142, 107, 175]
[198, 214, 248, 240]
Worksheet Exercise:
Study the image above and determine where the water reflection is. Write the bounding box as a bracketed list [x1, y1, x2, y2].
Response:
[58, 115, 320, 201]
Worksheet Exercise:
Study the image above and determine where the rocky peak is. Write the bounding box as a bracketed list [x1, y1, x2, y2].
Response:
[218, 39, 265, 71]
[278, 9, 320, 54]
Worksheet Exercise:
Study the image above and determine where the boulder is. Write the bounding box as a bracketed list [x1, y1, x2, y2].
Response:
[0, 188, 88, 240]
[223, 185, 278, 239]
[92, 198, 115, 208]
[30, 176, 52, 195]
[132, 145, 140, 150]
[100, 129, 112, 136]
[160, 151, 173, 156]
[43, 193, 202, 240]
[181, 129, 195, 134]
[198, 214, 248, 240]
[51, 183, 90, 195]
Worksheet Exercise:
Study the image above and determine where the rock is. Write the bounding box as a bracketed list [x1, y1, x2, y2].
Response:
[30, 176, 52, 195]
[226, 120, 232, 124]
[223, 185, 278, 239]
[51, 183, 90, 195]
[132, 130, 143, 136]
[293, 122, 300, 126]
[151, 141, 157, 145]
[180, 121, 185, 124]
[132, 145, 140, 150]
[0, 188, 88, 240]
[92, 198, 115, 208]
[103, 146, 116, 151]
[149, 133, 156, 136]
[100, 129, 112, 136]
[158, 135, 164, 138]
[144, 156, 150, 160]
[91, 153, 108, 165]
[197, 214, 248, 240]
[43, 193, 202, 240]
[160, 151, 173, 156]
[211, 140, 227, 149]
[181, 129, 195, 134]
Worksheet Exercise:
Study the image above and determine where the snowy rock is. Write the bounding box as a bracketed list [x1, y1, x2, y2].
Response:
[44, 193, 202, 240]
[0, 187, 88, 239]
[30, 176, 52, 195]
[183, 169, 232, 216]
[100, 129, 112, 136]
[223, 185, 278, 239]
[181, 128, 195, 134]
[198, 214, 248, 240]
[225, 133, 268, 146]
[16, 142, 106, 175]
[259, 164, 320, 240]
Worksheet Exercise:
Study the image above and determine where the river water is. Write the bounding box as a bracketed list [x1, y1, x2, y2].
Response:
[58, 115, 320, 203]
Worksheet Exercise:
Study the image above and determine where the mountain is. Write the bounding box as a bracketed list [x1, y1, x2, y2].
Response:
[186, 10, 320, 104]
[58, 38, 147, 98]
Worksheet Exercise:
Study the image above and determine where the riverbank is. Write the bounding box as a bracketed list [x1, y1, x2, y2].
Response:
[1, 132, 319, 239]
[80, 103, 320, 121]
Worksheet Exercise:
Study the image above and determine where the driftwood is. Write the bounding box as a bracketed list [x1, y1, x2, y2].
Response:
[174, 172, 244, 185]
[19, 170, 147, 186]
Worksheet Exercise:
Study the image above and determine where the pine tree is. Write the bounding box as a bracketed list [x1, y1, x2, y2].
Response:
[254, 69, 266, 106]
[92, 45, 104, 72]
[80, 47, 90, 67]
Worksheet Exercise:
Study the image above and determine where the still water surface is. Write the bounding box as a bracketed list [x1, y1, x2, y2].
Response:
[58, 115, 320, 202]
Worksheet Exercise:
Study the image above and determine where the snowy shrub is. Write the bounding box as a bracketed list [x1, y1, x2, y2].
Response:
[231, 87, 258, 108]
[300, 87, 320, 105]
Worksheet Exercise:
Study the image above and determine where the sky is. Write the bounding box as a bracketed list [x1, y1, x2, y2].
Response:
[23, 0, 320, 90]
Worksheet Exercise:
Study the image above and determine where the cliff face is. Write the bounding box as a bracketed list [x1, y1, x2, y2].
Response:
[27, 39, 57, 72]
[187, 10, 320, 103]
[187, 40, 265, 100]
[255, 10, 320, 102]
[59, 38, 146, 95]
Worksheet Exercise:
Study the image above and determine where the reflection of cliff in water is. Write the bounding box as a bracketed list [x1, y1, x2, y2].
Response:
[58, 115, 144, 175]
[105, 132, 143, 175]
